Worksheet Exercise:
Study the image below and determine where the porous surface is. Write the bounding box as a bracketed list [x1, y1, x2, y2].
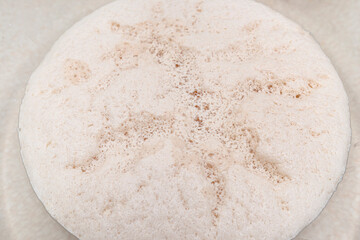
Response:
[18, 0, 351, 239]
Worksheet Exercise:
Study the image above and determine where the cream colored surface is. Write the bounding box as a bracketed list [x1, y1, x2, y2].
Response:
[0, 1, 359, 240]
[18, 0, 351, 239]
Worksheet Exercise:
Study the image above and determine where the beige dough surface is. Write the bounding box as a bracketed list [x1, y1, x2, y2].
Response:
[1, 0, 359, 240]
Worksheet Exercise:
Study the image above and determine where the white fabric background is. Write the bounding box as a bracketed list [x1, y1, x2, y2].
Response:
[0, 0, 359, 239]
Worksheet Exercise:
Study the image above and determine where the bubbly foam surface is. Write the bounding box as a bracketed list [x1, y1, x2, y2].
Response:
[19, 0, 350, 239]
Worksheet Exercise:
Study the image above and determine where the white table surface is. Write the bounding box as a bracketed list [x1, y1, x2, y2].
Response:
[1, 0, 359, 239]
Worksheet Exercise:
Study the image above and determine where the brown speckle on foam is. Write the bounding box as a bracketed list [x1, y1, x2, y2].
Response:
[195, 1, 204, 13]
[279, 199, 290, 211]
[246, 70, 321, 98]
[64, 59, 91, 84]
[242, 20, 262, 33]
[101, 198, 115, 216]
[219, 124, 290, 184]
[110, 21, 120, 32]
[273, 42, 295, 54]
[245, 155, 290, 184]
[103, 43, 142, 70]
[203, 161, 226, 227]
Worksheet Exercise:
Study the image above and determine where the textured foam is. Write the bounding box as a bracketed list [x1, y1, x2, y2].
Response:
[18, 0, 351, 239]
